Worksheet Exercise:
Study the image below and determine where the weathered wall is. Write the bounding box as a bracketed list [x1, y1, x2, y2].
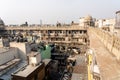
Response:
[90, 27, 120, 61]
[0, 48, 18, 65]
[10, 42, 31, 60]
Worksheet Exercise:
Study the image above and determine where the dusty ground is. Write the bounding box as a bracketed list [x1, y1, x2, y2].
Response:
[73, 55, 88, 80]
[88, 29, 120, 80]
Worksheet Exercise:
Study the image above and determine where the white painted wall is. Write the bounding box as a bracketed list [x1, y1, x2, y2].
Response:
[0, 48, 18, 65]
[79, 18, 85, 27]
[10, 42, 31, 60]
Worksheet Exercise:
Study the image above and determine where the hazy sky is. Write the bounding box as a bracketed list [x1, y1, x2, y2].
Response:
[0, 0, 119, 25]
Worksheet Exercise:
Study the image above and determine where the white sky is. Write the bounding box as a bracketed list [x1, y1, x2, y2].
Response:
[0, 0, 120, 25]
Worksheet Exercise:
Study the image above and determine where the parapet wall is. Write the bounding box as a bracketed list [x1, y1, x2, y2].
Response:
[10, 42, 31, 60]
[0, 48, 18, 65]
[90, 28, 120, 61]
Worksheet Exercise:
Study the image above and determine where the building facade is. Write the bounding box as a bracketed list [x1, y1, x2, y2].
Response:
[79, 15, 94, 27]
[0, 25, 89, 54]
[115, 10, 120, 29]
[95, 19, 115, 32]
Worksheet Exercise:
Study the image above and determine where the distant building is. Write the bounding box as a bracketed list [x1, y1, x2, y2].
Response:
[79, 15, 95, 27]
[115, 10, 120, 29]
[96, 19, 115, 28]
[114, 10, 120, 34]
[71, 21, 79, 26]
[20, 22, 28, 27]
[95, 18, 115, 32]
[112, 10, 120, 34]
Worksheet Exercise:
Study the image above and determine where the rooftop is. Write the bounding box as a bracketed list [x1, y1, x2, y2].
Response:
[13, 63, 42, 77]
[0, 47, 16, 53]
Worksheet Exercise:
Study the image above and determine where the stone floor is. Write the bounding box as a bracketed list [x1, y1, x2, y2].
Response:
[88, 29, 120, 80]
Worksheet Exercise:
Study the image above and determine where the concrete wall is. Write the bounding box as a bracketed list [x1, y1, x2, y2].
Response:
[10, 42, 31, 60]
[0, 48, 18, 65]
[90, 28, 120, 61]
[0, 38, 3, 47]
